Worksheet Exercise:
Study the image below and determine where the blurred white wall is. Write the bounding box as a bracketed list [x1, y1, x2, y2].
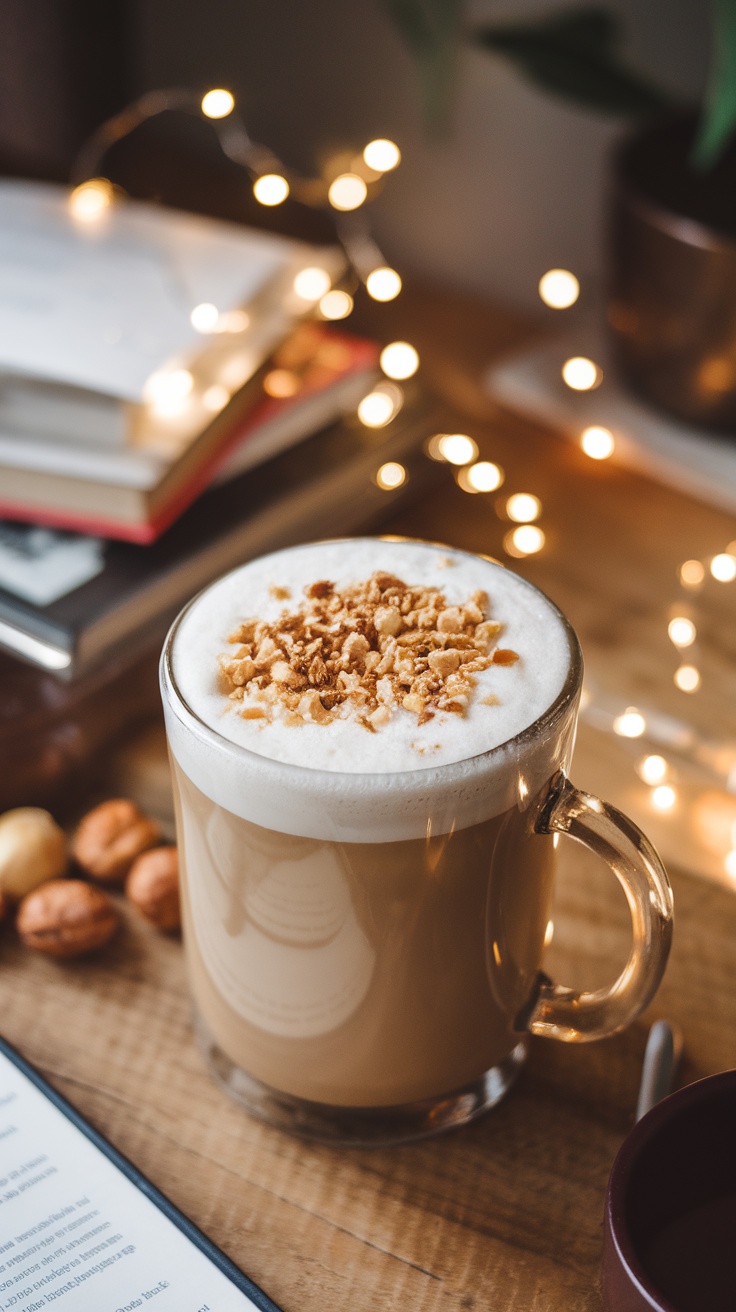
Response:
[136, 0, 709, 308]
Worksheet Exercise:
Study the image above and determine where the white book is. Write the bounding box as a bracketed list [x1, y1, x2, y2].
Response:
[0, 179, 342, 447]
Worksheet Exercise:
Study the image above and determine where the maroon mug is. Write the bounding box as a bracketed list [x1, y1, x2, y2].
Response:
[603, 1069, 736, 1311]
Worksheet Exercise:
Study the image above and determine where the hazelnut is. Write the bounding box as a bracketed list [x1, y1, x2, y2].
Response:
[72, 799, 160, 883]
[17, 879, 118, 958]
[126, 847, 180, 931]
[0, 807, 67, 901]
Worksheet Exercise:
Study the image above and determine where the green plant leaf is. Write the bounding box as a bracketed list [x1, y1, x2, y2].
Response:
[474, 6, 671, 118]
[379, 0, 463, 130]
[693, 0, 736, 169]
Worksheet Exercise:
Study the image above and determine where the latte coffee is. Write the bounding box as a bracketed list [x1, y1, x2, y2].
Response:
[161, 538, 672, 1140]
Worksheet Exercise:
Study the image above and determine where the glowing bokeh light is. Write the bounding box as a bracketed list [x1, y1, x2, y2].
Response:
[363, 139, 401, 172]
[506, 493, 541, 523]
[201, 89, 235, 119]
[562, 356, 602, 391]
[651, 784, 677, 812]
[711, 553, 736, 582]
[680, 559, 705, 589]
[190, 302, 219, 333]
[380, 341, 419, 380]
[436, 434, 478, 466]
[581, 426, 615, 460]
[538, 269, 580, 309]
[375, 461, 407, 490]
[674, 664, 701, 693]
[638, 755, 668, 786]
[263, 369, 300, 399]
[69, 178, 114, 222]
[668, 617, 696, 647]
[357, 385, 402, 427]
[253, 174, 290, 206]
[366, 267, 402, 301]
[143, 368, 194, 417]
[202, 384, 230, 413]
[328, 173, 368, 211]
[319, 289, 353, 320]
[293, 267, 332, 301]
[613, 708, 646, 738]
[457, 461, 504, 493]
[505, 525, 546, 556]
[725, 850, 736, 880]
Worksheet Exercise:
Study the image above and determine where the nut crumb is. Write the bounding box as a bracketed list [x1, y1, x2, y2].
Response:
[216, 572, 519, 730]
[269, 585, 291, 600]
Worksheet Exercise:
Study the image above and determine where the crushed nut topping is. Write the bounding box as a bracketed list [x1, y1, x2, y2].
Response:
[218, 573, 518, 729]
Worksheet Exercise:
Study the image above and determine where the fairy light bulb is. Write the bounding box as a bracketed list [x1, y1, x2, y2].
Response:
[581, 426, 615, 460]
[638, 755, 668, 786]
[668, 617, 696, 647]
[680, 559, 705, 589]
[293, 267, 331, 301]
[613, 708, 646, 738]
[380, 342, 419, 379]
[375, 461, 406, 489]
[328, 173, 368, 211]
[651, 784, 677, 812]
[506, 493, 541, 523]
[190, 302, 219, 333]
[538, 269, 579, 309]
[674, 664, 701, 693]
[253, 174, 289, 206]
[366, 267, 402, 301]
[363, 139, 401, 172]
[436, 434, 478, 466]
[562, 357, 602, 391]
[711, 553, 736, 582]
[357, 383, 402, 427]
[456, 461, 504, 493]
[143, 368, 194, 417]
[319, 289, 353, 320]
[505, 526, 546, 556]
[69, 178, 114, 222]
[201, 89, 235, 119]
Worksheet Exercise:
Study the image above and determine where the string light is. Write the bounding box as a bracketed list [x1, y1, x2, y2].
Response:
[253, 174, 289, 206]
[375, 461, 406, 489]
[380, 341, 419, 379]
[319, 289, 353, 320]
[675, 664, 701, 693]
[456, 461, 504, 493]
[357, 384, 402, 427]
[725, 850, 736, 879]
[668, 617, 696, 647]
[613, 708, 646, 738]
[562, 357, 602, 391]
[710, 553, 736, 582]
[651, 784, 677, 812]
[217, 309, 250, 333]
[680, 559, 705, 589]
[68, 178, 114, 222]
[538, 269, 580, 309]
[202, 384, 230, 413]
[581, 426, 615, 460]
[201, 89, 235, 119]
[366, 267, 402, 301]
[328, 173, 368, 211]
[293, 267, 332, 301]
[638, 755, 669, 785]
[363, 139, 401, 172]
[506, 493, 541, 523]
[505, 525, 545, 556]
[433, 434, 478, 466]
[190, 302, 219, 333]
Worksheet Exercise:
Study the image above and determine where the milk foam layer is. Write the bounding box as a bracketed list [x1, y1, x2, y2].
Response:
[162, 539, 578, 841]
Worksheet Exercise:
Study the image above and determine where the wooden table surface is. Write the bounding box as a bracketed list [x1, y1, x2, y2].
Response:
[4, 284, 736, 1311]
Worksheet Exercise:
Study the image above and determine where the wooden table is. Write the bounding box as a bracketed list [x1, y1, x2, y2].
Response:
[4, 285, 736, 1311]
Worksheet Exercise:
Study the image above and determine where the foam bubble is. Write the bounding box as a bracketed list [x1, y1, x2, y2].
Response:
[162, 539, 577, 840]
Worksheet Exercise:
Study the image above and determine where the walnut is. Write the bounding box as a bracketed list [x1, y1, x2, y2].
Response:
[72, 799, 160, 884]
[126, 847, 180, 932]
[0, 808, 67, 901]
[17, 880, 119, 958]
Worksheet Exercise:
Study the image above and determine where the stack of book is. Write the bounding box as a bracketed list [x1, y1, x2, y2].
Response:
[0, 180, 441, 684]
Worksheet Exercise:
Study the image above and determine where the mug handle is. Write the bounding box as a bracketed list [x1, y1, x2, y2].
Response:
[526, 771, 673, 1042]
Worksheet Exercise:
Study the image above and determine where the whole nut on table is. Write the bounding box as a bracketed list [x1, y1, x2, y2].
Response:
[17, 879, 119, 958]
[0, 807, 67, 901]
[126, 846, 180, 931]
[72, 798, 160, 883]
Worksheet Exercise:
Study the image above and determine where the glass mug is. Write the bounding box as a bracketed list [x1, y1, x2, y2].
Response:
[160, 540, 673, 1144]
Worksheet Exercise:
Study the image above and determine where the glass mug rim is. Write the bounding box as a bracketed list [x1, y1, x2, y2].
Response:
[161, 534, 583, 787]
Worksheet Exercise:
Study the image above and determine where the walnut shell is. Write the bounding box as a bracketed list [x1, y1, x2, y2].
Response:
[125, 847, 180, 931]
[17, 879, 119, 958]
[0, 807, 67, 901]
[72, 799, 160, 883]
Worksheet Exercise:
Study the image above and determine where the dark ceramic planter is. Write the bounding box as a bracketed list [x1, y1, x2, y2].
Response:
[608, 116, 736, 435]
